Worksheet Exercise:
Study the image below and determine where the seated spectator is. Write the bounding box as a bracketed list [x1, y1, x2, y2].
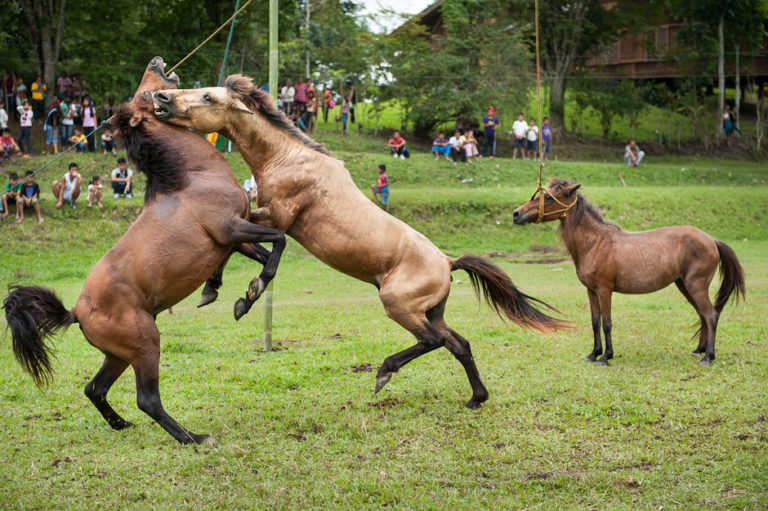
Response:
[69, 127, 87, 152]
[87, 175, 103, 208]
[461, 130, 479, 164]
[388, 131, 410, 159]
[2, 172, 22, 218]
[101, 129, 116, 156]
[624, 140, 644, 167]
[526, 119, 539, 161]
[448, 130, 464, 164]
[432, 131, 451, 162]
[243, 175, 257, 202]
[17, 170, 44, 223]
[1, 128, 21, 163]
[111, 157, 133, 198]
[53, 162, 82, 209]
[0, 100, 8, 130]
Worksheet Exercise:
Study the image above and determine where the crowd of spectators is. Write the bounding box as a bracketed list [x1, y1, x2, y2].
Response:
[276, 76, 358, 135]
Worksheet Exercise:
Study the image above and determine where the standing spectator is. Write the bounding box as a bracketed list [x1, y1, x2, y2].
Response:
[730, 106, 742, 136]
[2, 171, 22, 217]
[370, 163, 390, 213]
[722, 105, 733, 137]
[60, 97, 75, 147]
[301, 90, 318, 133]
[104, 97, 115, 119]
[101, 128, 117, 156]
[306, 77, 315, 95]
[17, 171, 44, 223]
[526, 118, 539, 161]
[346, 81, 358, 126]
[512, 112, 527, 160]
[341, 97, 350, 135]
[0, 99, 7, 130]
[16, 100, 33, 158]
[432, 131, 451, 161]
[110, 157, 133, 198]
[481, 106, 499, 158]
[293, 76, 308, 117]
[322, 86, 334, 125]
[53, 162, 82, 209]
[1, 128, 21, 163]
[56, 71, 72, 100]
[243, 175, 257, 202]
[87, 175, 103, 208]
[80, 96, 97, 152]
[44, 99, 61, 155]
[387, 131, 409, 159]
[31, 75, 47, 120]
[624, 139, 644, 167]
[449, 130, 464, 164]
[68, 127, 87, 152]
[280, 79, 294, 116]
[71, 73, 85, 100]
[15, 76, 27, 105]
[541, 117, 552, 161]
[3, 71, 16, 121]
[461, 130, 479, 164]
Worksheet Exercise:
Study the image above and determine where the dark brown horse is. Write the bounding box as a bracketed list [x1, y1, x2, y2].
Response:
[3, 58, 285, 444]
[152, 75, 570, 409]
[513, 179, 745, 366]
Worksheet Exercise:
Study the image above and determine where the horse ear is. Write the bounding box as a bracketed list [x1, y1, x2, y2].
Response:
[566, 183, 581, 194]
[129, 113, 143, 127]
[231, 98, 253, 115]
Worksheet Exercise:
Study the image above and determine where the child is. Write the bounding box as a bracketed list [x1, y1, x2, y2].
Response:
[1, 128, 21, 163]
[101, 129, 116, 156]
[541, 117, 552, 161]
[16, 100, 33, 157]
[2, 172, 22, 218]
[461, 130, 479, 164]
[17, 170, 43, 224]
[341, 97, 350, 135]
[69, 128, 87, 152]
[0, 100, 8, 130]
[432, 131, 451, 162]
[53, 162, 82, 209]
[370, 163, 390, 214]
[87, 175, 103, 208]
[526, 119, 539, 161]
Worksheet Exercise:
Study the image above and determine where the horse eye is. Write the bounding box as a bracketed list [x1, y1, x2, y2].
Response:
[203, 94, 212, 103]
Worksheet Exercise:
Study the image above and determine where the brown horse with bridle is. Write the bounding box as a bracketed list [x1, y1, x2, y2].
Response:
[513, 179, 745, 366]
[3, 58, 285, 444]
[152, 75, 570, 409]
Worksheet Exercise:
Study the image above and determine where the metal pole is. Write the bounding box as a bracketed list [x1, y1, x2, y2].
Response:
[265, 0, 278, 352]
[218, 0, 242, 87]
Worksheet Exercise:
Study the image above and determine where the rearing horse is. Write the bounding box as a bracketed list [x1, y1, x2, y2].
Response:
[152, 75, 570, 409]
[4, 58, 285, 444]
[513, 179, 745, 366]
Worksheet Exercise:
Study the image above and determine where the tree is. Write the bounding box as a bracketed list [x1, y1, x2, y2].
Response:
[18, 0, 67, 90]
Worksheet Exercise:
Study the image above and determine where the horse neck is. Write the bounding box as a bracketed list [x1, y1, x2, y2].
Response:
[221, 114, 314, 178]
[557, 198, 607, 263]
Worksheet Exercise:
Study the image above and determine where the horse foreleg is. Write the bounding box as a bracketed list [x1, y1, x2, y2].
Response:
[84, 354, 133, 430]
[596, 290, 613, 366]
[585, 289, 603, 362]
[199, 253, 232, 308]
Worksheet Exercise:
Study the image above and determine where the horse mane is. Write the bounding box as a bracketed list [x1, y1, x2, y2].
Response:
[224, 74, 331, 156]
[112, 103, 188, 202]
[548, 179, 620, 233]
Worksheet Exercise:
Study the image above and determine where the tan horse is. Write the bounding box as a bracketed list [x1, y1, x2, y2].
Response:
[512, 179, 745, 366]
[3, 58, 285, 444]
[152, 75, 570, 409]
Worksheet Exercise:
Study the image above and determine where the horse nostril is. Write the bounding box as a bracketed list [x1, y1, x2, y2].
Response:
[513, 210, 519, 219]
[155, 92, 170, 104]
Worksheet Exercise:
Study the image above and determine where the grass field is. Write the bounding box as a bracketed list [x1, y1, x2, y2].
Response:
[0, 137, 767, 509]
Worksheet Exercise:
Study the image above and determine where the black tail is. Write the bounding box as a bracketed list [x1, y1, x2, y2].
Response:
[714, 241, 746, 313]
[451, 255, 571, 333]
[3, 285, 77, 386]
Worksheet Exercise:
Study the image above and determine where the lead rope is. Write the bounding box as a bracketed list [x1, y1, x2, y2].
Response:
[28, 0, 253, 179]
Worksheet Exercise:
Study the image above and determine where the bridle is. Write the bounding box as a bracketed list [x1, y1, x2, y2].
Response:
[530, 184, 578, 224]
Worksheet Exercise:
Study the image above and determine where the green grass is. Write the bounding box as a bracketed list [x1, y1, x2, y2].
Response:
[1, 140, 767, 509]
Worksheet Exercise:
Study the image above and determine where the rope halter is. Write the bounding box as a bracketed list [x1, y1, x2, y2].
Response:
[530, 184, 579, 224]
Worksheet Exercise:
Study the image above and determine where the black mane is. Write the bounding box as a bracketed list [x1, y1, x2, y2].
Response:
[547, 179, 620, 232]
[224, 74, 331, 156]
[112, 103, 188, 202]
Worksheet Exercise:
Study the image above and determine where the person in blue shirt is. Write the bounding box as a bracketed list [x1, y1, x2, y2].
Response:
[481, 106, 499, 158]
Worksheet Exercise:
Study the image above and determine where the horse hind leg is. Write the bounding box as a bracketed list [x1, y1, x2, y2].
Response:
[199, 254, 231, 308]
[682, 279, 719, 366]
[675, 279, 708, 355]
[84, 354, 133, 430]
[442, 325, 489, 409]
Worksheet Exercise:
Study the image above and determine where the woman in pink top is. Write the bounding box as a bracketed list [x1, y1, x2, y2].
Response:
[293, 76, 308, 117]
[80, 96, 97, 153]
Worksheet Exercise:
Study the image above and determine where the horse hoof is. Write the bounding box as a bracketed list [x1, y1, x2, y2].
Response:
[197, 290, 219, 308]
[233, 298, 253, 321]
[698, 358, 712, 367]
[374, 372, 392, 394]
[596, 360, 609, 367]
[247, 278, 266, 302]
[110, 419, 135, 431]
[465, 394, 488, 409]
[585, 355, 597, 362]
[691, 350, 704, 356]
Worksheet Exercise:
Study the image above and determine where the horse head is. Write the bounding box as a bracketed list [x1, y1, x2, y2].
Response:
[513, 179, 581, 225]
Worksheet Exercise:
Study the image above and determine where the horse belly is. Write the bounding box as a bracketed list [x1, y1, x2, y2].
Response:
[613, 247, 677, 294]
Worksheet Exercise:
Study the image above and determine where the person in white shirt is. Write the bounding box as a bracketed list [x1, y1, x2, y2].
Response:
[526, 119, 539, 161]
[87, 175, 104, 208]
[17, 100, 34, 157]
[448, 130, 464, 164]
[511, 112, 528, 160]
[243, 175, 257, 202]
[110, 157, 134, 198]
[280, 79, 295, 116]
[53, 162, 82, 209]
[0, 100, 8, 130]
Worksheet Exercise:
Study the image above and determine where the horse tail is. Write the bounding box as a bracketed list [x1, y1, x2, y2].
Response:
[3, 285, 78, 387]
[450, 255, 571, 333]
[714, 241, 746, 313]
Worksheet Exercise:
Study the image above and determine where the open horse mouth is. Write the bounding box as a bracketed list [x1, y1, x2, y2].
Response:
[147, 57, 180, 88]
[152, 91, 175, 119]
